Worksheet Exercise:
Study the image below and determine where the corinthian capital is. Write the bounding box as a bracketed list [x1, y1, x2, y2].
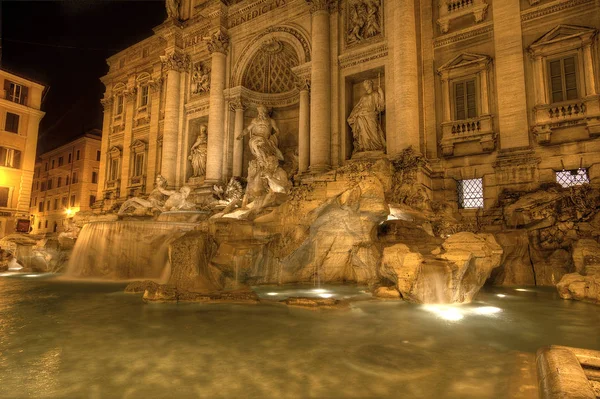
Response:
[229, 99, 247, 112]
[160, 50, 191, 73]
[100, 97, 114, 110]
[206, 29, 230, 55]
[148, 78, 163, 93]
[306, 0, 337, 13]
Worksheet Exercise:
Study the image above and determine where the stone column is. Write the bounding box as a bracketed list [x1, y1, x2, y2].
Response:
[492, 0, 530, 149]
[306, 0, 333, 173]
[297, 79, 310, 173]
[97, 97, 113, 200]
[441, 78, 451, 122]
[145, 77, 162, 193]
[391, 0, 420, 154]
[532, 56, 547, 105]
[119, 86, 136, 196]
[480, 65, 490, 115]
[205, 30, 229, 184]
[160, 50, 189, 188]
[231, 99, 246, 177]
[583, 44, 597, 96]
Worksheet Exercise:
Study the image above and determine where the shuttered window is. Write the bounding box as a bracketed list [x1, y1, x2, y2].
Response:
[0, 187, 9, 208]
[5, 112, 20, 133]
[548, 56, 578, 103]
[454, 79, 477, 120]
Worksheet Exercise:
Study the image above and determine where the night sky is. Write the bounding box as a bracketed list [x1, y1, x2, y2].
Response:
[1, 0, 166, 154]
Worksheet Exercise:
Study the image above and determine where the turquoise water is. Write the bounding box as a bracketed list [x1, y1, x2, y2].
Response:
[1, 274, 599, 398]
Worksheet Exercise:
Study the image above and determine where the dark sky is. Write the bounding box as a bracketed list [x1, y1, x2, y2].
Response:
[1, 0, 166, 154]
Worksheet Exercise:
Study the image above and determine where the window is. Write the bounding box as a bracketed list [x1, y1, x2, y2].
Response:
[110, 158, 120, 181]
[62, 197, 67, 207]
[41, 182, 46, 191]
[58, 157, 64, 166]
[0, 147, 21, 169]
[96, 150, 101, 161]
[65, 175, 70, 185]
[76, 150, 80, 161]
[0, 187, 9, 207]
[57, 177, 62, 188]
[134, 153, 144, 177]
[458, 178, 484, 209]
[5, 112, 20, 133]
[556, 168, 590, 188]
[68, 153, 72, 163]
[72, 172, 78, 184]
[38, 202, 43, 212]
[54, 198, 59, 210]
[47, 179, 52, 190]
[89, 195, 96, 207]
[548, 56, 578, 104]
[92, 171, 98, 184]
[51, 159, 55, 169]
[45, 220, 48, 228]
[70, 195, 76, 207]
[139, 85, 149, 107]
[36, 181, 39, 191]
[454, 79, 477, 120]
[38, 221, 41, 229]
[46, 201, 50, 212]
[115, 95, 124, 115]
[45, 163, 48, 171]
[4, 81, 27, 104]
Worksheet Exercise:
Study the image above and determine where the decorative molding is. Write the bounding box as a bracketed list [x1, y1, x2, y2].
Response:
[123, 87, 137, 100]
[160, 50, 190, 72]
[434, 22, 493, 48]
[521, 0, 595, 22]
[338, 42, 387, 69]
[100, 97, 114, 110]
[228, 0, 291, 29]
[206, 29, 230, 55]
[148, 78, 163, 93]
[437, 0, 488, 34]
[224, 85, 300, 108]
[305, 0, 337, 13]
[184, 97, 211, 116]
[229, 99, 247, 112]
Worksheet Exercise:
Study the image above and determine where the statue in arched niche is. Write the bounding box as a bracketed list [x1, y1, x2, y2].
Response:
[189, 124, 208, 177]
[236, 105, 283, 163]
[347, 79, 385, 153]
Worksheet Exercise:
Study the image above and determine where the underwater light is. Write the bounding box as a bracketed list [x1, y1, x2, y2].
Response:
[496, 294, 506, 298]
[423, 305, 464, 321]
[311, 289, 328, 294]
[23, 274, 42, 278]
[515, 288, 530, 292]
[267, 292, 279, 296]
[472, 306, 502, 315]
[318, 293, 334, 299]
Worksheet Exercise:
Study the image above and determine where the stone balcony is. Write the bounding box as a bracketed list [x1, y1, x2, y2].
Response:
[532, 96, 600, 144]
[437, 0, 488, 33]
[440, 114, 495, 156]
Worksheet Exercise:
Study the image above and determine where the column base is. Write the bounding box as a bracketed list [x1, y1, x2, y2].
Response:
[308, 164, 331, 174]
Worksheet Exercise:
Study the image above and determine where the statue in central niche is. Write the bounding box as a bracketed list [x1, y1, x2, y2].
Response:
[237, 105, 283, 163]
[347, 79, 386, 153]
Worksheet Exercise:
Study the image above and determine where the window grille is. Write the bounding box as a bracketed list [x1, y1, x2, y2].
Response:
[556, 168, 589, 188]
[458, 178, 484, 209]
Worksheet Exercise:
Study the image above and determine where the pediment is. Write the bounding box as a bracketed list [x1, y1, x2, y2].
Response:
[130, 139, 147, 150]
[531, 25, 597, 47]
[438, 53, 490, 72]
[108, 146, 122, 156]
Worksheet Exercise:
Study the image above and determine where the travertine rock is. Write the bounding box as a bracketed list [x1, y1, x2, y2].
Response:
[490, 231, 535, 285]
[168, 230, 220, 292]
[380, 232, 502, 304]
[572, 239, 600, 276]
[557, 273, 600, 304]
[124, 280, 159, 294]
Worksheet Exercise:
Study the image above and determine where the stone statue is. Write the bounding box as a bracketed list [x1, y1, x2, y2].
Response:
[118, 175, 195, 215]
[189, 124, 208, 177]
[347, 79, 385, 153]
[236, 105, 283, 164]
[192, 63, 211, 94]
[166, 0, 180, 20]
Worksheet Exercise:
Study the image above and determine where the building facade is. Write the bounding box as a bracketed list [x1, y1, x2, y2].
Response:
[96, 0, 600, 214]
[30, 131, 101, 234]
[0, 68, 45, 237]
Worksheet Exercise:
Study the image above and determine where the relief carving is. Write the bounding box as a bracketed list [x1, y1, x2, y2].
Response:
[191, 62, 211, 94]
[346, 0, 383, 46]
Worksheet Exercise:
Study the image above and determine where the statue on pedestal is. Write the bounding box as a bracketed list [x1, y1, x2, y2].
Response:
[347, 79, 386, 153]
[189, 124, 208, 177]
[166, 0, 180, 20]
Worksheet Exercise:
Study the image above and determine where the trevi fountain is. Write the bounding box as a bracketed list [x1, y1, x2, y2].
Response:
[2, 0, 600, 398]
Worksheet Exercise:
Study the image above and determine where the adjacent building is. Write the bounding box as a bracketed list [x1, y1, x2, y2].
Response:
[29, 131, 101, 234]
[96, 0, 600, 214]
[0, 68, 45, 237]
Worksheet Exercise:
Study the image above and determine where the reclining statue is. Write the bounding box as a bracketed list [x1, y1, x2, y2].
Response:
[118, 175, 195, 215]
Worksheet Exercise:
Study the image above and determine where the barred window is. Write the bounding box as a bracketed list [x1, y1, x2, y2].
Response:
[556, 168, 589, 188]
[458, 178, 484, 209]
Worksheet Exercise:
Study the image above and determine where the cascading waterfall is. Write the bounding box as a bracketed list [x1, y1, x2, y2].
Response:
[65, 221, 196, 282]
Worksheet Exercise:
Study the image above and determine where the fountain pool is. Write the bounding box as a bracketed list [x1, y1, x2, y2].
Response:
[1, 275, 598, 398]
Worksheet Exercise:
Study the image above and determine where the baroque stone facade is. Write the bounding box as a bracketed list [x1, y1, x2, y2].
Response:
[95, 0, 600, 219]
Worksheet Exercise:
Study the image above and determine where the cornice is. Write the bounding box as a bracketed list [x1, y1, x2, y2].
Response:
[521, 0, 595, 22]
[338, 42, 388, 70]
[433, 22, 493, 49]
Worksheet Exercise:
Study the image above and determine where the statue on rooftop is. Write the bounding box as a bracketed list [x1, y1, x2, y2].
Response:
[166, 0, 180, 20]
